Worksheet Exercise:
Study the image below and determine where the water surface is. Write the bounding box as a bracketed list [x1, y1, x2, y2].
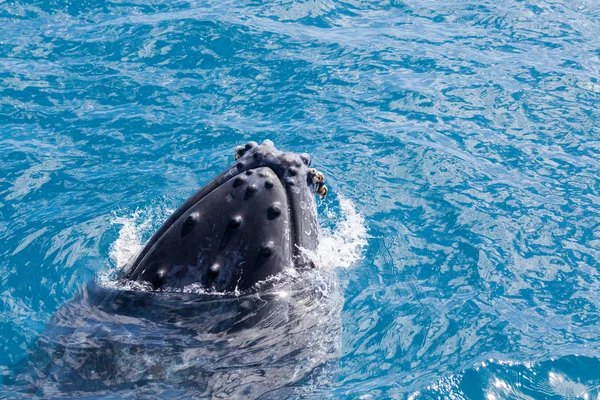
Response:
[1, 0, 600, 398]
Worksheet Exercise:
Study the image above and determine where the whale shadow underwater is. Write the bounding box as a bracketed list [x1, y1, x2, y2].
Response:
[4, 141, 342, 399]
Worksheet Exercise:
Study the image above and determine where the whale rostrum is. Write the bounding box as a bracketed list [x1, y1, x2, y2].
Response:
[124, 140, 327, 292]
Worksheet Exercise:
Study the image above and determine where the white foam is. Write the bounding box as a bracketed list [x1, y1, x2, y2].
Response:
[311, 196, 368, 270]
[109, 211, 147, 270]
[98, 206, 172, 290]
[548, 371, 590, 399]
[98, 195, 367, 290]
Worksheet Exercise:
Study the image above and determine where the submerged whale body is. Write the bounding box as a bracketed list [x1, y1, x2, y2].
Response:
[4, 141, 340, 399]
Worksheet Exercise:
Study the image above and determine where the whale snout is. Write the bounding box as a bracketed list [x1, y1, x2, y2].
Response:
[124, 140, 326, 293]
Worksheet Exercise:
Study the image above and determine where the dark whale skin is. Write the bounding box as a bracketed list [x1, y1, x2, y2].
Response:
[124, 140, 321, 292]
[2, 141, 339, 399]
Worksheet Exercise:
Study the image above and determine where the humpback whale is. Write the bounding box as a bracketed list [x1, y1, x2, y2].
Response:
[4, 141, 339, 399]
[124, 139, 327, 292]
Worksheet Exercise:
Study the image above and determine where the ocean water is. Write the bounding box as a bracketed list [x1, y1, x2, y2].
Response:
[1, 0, 600, 398]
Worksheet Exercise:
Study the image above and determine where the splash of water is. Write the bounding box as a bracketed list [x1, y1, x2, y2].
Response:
[109, 212, 147, 270]
[99, 195, 366, 291]
[311, 196, 368, 270]
[97, 206, 172, 290]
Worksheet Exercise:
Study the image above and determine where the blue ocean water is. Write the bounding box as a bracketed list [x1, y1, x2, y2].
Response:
[1, 0, 600, 398]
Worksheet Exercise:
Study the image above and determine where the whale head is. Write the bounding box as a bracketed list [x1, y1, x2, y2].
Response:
[124, 140, 327, 292]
